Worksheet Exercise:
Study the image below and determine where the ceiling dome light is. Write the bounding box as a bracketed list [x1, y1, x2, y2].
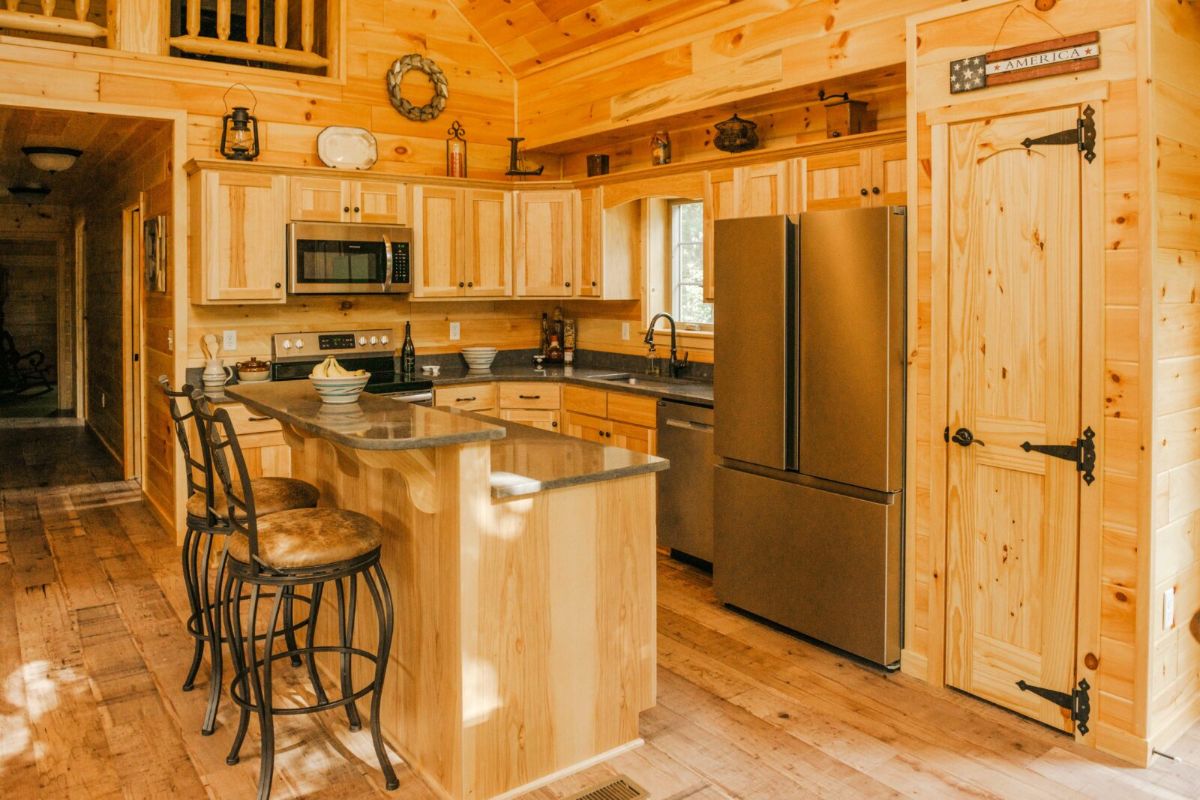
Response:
[8, 184, 51, 202]
[22, 146, 82, 173]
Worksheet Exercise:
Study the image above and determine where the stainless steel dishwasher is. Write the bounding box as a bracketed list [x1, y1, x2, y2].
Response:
[657, 399, 715, 563]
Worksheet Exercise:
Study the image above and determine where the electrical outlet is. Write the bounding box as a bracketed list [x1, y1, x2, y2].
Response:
[1164, 586, 1176, 630]
[167, 328, 174, 352]
[223, 330, 237, 351]
[449, 322, 461, 341]
[621, 322, 631, 340]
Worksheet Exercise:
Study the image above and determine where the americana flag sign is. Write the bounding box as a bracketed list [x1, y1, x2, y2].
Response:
[950, 31, 1100, 94]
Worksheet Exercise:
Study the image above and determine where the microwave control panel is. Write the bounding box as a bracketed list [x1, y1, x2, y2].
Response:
[391, 241, 411, 285]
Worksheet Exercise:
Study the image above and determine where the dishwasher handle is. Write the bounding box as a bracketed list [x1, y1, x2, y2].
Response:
[664, 418, 713, 432]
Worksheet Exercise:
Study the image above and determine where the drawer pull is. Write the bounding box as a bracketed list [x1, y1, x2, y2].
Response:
[455, 396, 476, 402]
[248, 415, 272, 422]
[518, 394, 541, 400]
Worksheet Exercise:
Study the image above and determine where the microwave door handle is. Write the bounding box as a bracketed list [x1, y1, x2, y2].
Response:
[382, 234, 393, 291]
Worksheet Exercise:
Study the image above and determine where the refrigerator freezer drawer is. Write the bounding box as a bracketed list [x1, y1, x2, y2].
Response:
[713, 465, 902, 666]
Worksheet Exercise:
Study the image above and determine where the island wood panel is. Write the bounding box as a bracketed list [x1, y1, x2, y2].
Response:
[908, 0, 1144, 765]
[291, 430, 655, 800]
[0, 0, 517, 177]
[515, 0, 950, 148]
[1148, 0, 1200, 754]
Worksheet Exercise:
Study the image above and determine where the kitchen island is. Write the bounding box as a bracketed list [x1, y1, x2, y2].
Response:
[226, 381, 666, 800]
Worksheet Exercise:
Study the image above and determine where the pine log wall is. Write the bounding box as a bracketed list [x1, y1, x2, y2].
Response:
[1149, 0, 1200, 753]
[908, 0, 1153, 765]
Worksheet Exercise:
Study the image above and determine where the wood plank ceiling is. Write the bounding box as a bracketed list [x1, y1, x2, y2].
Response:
[451, 0, 738, 75]
[0, 106, 158, 206]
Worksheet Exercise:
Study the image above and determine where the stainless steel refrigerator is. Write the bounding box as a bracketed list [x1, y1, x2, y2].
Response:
[713, 207, 906, 667]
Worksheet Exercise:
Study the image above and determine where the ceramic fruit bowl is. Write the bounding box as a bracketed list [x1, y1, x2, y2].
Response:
[461, 347, 497, 371]
[309, 373, 370, 405]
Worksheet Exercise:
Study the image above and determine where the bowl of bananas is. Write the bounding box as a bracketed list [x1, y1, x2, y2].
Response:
[309, 357, 370, 405]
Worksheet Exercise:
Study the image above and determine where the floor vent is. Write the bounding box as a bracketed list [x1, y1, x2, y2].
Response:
[565, 775, 649, 800]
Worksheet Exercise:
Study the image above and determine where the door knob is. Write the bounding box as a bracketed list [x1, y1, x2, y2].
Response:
[950, 427, 984, 447]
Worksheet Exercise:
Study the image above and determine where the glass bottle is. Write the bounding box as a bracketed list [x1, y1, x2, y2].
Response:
[401, 321, 417, 378]
[547, 334, 563, 363]
[540, 312, 551, 357]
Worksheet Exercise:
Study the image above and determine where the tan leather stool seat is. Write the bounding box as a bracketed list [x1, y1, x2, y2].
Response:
[187, 477, 319, 520]
[226, 508, 383, 570]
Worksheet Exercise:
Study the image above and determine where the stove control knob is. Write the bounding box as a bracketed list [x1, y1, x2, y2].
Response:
[380, 335, 390, 346]
[359, 336, 367, 346]
[294, 339, 304, 350]
[281, 340, 292, 350]
[369, 335, 378, 345]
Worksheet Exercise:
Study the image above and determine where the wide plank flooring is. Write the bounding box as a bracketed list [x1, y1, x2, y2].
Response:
[1, 447, 1198, 798]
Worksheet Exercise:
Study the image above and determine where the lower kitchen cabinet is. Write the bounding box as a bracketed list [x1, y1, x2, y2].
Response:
[187, 402, 291, 478]
[564, 411, 610, 444]
[501, 408, 560, 432]
[434, 383, 496, 411]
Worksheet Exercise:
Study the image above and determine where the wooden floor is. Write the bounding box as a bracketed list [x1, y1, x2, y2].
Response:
[2, 425, 1199, 799]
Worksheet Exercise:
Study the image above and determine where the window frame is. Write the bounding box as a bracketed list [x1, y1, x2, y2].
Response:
[667, 198, 712, 331]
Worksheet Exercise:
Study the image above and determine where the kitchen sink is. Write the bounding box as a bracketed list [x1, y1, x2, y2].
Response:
[592, 374, 682, 391]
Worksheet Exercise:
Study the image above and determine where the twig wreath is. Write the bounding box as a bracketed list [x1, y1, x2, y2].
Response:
[386, 54, 449, 121]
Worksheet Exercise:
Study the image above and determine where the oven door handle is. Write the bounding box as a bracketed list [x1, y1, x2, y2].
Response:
[392, 391, 433, 404]
[382, 234, 394, 292]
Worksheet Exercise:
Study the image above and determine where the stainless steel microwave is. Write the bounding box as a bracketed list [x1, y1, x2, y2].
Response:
[287, 221, 412, 294]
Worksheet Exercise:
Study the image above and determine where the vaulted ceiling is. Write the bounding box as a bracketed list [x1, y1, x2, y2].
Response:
[452, 0, 737, 76]
[0, 107, 163, 206]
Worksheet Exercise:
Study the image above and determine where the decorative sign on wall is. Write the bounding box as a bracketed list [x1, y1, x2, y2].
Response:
[950, 31, 1099, 94]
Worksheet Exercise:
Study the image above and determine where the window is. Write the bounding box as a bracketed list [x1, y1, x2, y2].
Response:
[669, 200, 712, 328]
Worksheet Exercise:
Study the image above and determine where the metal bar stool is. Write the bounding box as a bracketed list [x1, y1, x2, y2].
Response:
[160, 378, 320, 735]
[193, 394, 398, 799]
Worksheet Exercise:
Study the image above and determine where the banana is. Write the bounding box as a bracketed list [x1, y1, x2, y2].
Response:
[310, 357, 368, 379]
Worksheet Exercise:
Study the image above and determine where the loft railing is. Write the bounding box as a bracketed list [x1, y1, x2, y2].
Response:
[0, 0, 108, 41]
[169, 0, 329, 72]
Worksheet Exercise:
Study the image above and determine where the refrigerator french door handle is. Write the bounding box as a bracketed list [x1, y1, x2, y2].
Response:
[665, 418, 714, 432]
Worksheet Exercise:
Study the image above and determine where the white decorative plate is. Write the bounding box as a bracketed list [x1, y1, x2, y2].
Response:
[317, 126, 378, 170]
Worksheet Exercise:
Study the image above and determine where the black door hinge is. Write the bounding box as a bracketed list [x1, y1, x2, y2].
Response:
[1016, 678, 1091, 734]
[133, 353, 140, 363]
[1021, 105, 1096, 164]
[1020, 426, 1096, 485]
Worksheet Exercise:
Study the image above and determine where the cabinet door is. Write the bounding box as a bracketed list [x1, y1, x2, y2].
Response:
[434, 383, 496, 411]
[804, 149, 871, 211]
[200, 171, 288, 302]
[412, 185, 464, 298]
[736, 162, 795, 217]
[290, 176, 350, 222]
[355, 180, 407, 224]
[515, 190, 577, 297]
[611, 421, 656, 455]
[500, 408, 560, 432]
[576, 188, 603, 297]
[703, 169, 736, 302]
[869, 143, 906, 206]
[464, 189, 512, 297]
[564, 411, 610, 444]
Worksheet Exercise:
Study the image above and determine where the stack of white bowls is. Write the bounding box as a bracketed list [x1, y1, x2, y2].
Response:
[461, 347, 498, 371]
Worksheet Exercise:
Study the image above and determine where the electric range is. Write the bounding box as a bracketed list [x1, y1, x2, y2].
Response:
[270, 328, 433, 403]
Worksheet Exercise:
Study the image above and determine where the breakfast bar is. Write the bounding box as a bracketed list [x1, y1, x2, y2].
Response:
[225, 381, 666, 800]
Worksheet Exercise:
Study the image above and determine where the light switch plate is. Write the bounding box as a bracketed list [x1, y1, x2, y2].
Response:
[1164, 586, 1176, 630]
[223, 330, 237, 351]
[449, 322, 461, 341]
[621, 322, 631, 340]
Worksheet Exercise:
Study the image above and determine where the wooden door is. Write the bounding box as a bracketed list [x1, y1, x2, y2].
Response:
[735, 162, 795, 216]
[576, 188, 603, 297]
[290, 176, 349, 222]
[804, 149, 870, 211]
[202, 171, 288, 302]
[464, 189, 512, 297]
[564, 411, 610, 444]
[411, 185, 464, 298]
[611, 422, 656, 455]
[500, 409, 560, 433]
[945, 106, 1083, 733]
[869, 143, 906, 206]
[354, 180, 407, 224]
[515, 190, 576, 297]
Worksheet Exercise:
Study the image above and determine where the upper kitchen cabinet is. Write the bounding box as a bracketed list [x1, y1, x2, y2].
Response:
[805, 143, 905, 211]
[290, 177, 407, 224]
[703, 161, 800, 301]
[412, 185, 465, 298]
[515, 189, 578, 297]
[190, 169, 289, 304]
[577, 188, 639, 300]
[464, 189, 513, 297]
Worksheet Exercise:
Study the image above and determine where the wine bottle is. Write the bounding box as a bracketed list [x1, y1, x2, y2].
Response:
[401, 321, 417, 378]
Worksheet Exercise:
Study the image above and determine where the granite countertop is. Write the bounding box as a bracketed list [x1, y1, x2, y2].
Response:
[226, 381, 506, 452]
[225, 380, 668, 499]
[430, 364, 715, 407]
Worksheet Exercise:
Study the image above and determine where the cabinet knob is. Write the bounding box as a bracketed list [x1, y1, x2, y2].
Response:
[343, 206, 350, 212]
[565, 281, 571, 288]
[551, 421, 558, 428]
[591, 281, 597, 286]
[872, 187, 881, 195]
[354, 206, 360, 213]
[458, 281, 465, 288]
[859, 188, 869, 197]
[274, 282, 282, 289]
[467, 281, 473, 287]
